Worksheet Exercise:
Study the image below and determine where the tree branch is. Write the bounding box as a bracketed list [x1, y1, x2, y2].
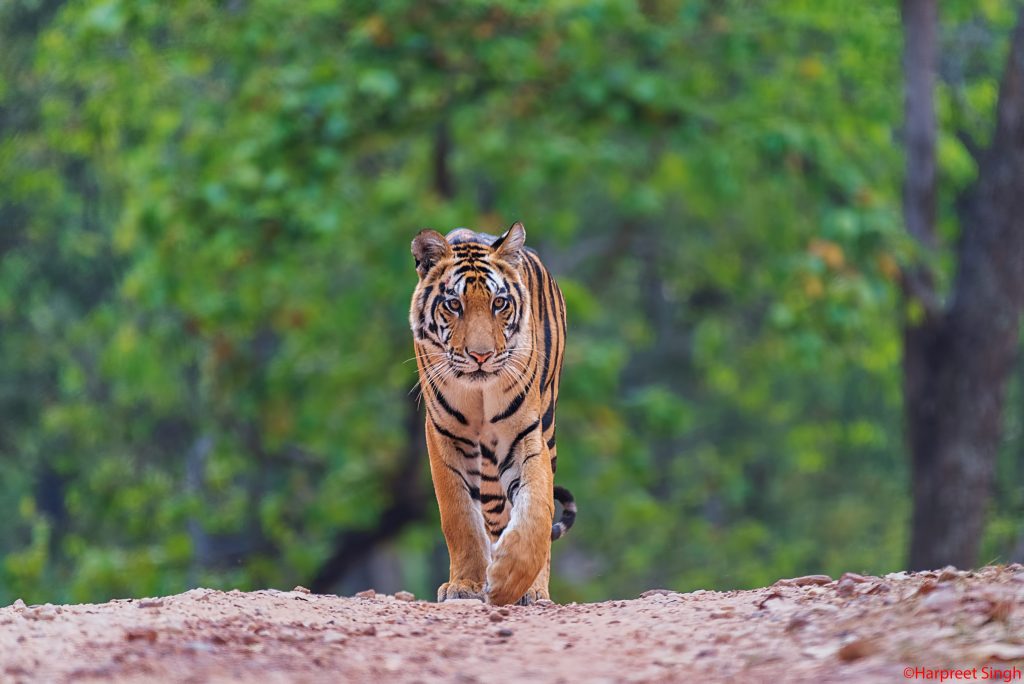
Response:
[950, 6, 1024, 321]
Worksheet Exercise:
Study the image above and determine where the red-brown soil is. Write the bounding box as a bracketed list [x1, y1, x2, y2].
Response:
[3, 565, 1024, 683]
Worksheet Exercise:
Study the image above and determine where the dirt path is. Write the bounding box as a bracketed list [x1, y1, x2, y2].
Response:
[3, 565, 1024, 683]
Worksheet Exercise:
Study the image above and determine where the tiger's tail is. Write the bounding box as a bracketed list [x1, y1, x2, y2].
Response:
[551, 486, 577, 541]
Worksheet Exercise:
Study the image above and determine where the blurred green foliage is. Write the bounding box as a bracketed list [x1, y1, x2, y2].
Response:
[1, 0, 1022, 604]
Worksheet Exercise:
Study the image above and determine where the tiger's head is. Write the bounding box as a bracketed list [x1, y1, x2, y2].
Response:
[409, 222, 531, 383]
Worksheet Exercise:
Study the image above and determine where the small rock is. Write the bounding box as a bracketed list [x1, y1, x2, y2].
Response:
[839, 572, 869, 584]
[802, 645, 834, 660]
[640, 589, 678, 598]
[920, 587, 959, 612]
[358, 625, 377, 636]
[498, 607, 510, 616]
[984, 596, 1014, 623]
[496, 627, 514, 638]
[138, 598, 164, 609]
[11, 599, 26, 611]
[26, 605, 58, 621]
[884, 571, 911, 581]
[837, 638, 876, 661]
[535, 599, 554, 607]
[775, 574, 832, 587]
[125, 628, 158, 643]
[488, 612, 504, 622]
[937, 566, 960, 582]
[836, 578, 857, 597]
[969, 643, 1024, 661]
[785, 612, 810, 632]
[755, 590, 783, 609]
[394, 591, 415, 602]
[439, 598, 484, 606]
[292, 585, 311, 594]
[323, 631, 347, 644]
[355, 589, 376, 599]
[916, 579, 938, 596]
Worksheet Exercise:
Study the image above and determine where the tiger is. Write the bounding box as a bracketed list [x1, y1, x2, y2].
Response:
[409, 221, 576, 605]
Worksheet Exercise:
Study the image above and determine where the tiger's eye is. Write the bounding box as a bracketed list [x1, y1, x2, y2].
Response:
[444, 298, 462, 313]
[493, 296, 508, 311]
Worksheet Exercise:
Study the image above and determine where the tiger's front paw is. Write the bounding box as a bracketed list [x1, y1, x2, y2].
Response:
[485, 530, 544, 605]
[437, 579, 485, 602]
[515, 587, 550, 606]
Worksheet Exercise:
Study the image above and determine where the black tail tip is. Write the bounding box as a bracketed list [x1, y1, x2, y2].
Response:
[551, 485, 576, 541]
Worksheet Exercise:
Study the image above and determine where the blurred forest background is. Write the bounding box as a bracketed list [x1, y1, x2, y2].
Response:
[3, 0, 1024, 606]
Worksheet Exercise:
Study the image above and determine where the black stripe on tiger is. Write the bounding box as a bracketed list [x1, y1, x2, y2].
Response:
[490, 368, 534, 423]
[543, 261, 563, 391]
[498, 419, 539, 477]
[530, 257, 553, 392]
[541, 397, 556, 431]
[444, 463, 480, 501]
[432, 420, 475, 448]
[506, 477, 521, 505]
[426, 375, 468, 425]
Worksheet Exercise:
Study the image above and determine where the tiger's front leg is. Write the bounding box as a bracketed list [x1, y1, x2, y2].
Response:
[486, 436, 554, 605]
[426, 423, 490, 602]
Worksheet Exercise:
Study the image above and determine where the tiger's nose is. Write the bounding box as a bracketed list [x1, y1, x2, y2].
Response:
[468, 349, 493, 364]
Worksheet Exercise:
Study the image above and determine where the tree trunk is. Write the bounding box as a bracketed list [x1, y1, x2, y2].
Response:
[309, 391, 428, 592]
[905, 5, 1024, 570]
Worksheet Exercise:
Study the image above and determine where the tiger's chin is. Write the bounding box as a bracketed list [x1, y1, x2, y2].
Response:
[456, 369, 500, 382]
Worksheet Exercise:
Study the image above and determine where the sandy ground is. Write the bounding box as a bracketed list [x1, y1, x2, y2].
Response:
[3, 566, 1024, 683]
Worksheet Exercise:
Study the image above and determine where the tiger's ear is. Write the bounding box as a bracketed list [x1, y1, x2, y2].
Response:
[493, 221, 526, 267]
[411, 229, 451, 279]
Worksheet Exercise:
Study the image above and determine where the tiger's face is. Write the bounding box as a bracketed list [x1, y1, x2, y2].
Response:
[410, 224, 530, 384]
